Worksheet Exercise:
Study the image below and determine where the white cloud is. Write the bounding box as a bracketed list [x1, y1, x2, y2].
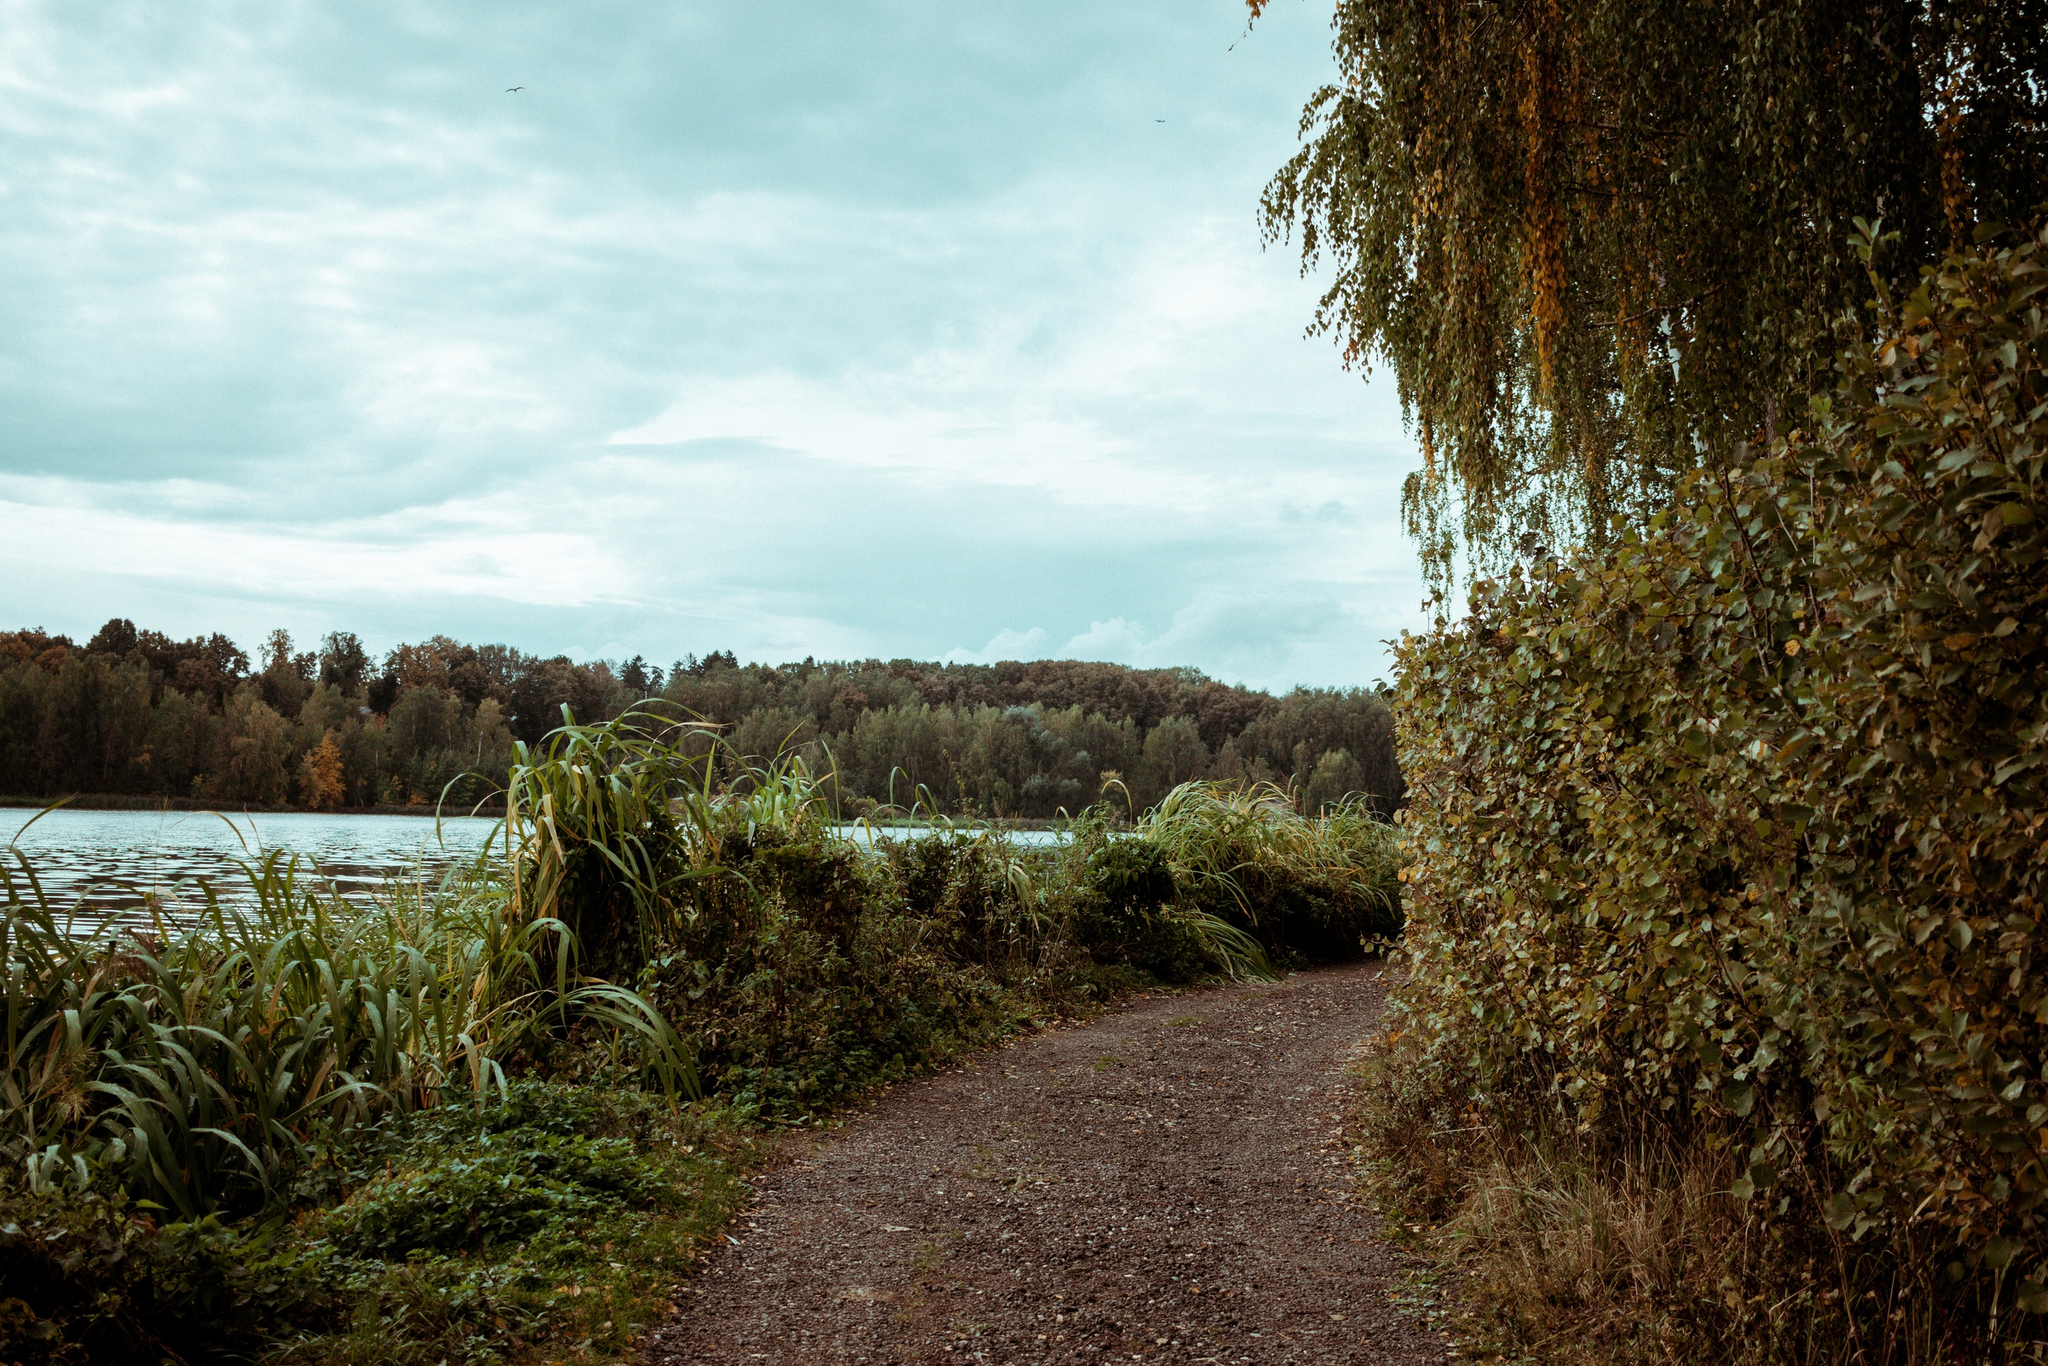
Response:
[1059, 618, 1149, 661]
[942, 627, 1051, 665]
[0, 487, 629, 610]
[0, 0, 1431, 688]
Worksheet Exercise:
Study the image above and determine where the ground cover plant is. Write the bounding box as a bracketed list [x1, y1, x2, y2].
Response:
[0, 714, 1401, 1363]
[1372, 224, 2048, 1362]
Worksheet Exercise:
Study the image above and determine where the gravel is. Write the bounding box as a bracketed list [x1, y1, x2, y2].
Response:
[640, 961, 1446, 1366]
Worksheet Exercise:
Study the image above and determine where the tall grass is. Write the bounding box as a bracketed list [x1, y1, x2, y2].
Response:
[4, 724, 1396, 1223]
[2, 837, 690, 1218]
[501, 706, 842, 970]
[1134, 781, 1403, 960]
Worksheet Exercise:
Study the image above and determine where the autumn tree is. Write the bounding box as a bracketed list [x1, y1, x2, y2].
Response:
[299, 733, 346, 810]
[1256, 0, 2048, 586]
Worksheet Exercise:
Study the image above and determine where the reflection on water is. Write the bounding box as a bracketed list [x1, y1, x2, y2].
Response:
[1, 808, 502, 927]
[0, 809, 1072, 931]
[828, 823, 1069, 850]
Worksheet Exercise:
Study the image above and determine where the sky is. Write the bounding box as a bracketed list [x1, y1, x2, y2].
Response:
[0, 0, 1428, 692]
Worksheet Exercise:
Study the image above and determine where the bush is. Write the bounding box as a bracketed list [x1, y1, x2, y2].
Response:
[642, 816, 1044, 1119]
[1072, 837, 1210, 980]
[0, 1190, 317, 1363]
[1136, 782, 1403, 961]
[1390, 221, 2048, 1351]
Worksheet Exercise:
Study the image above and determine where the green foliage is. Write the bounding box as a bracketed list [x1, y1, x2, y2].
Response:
[0, 1082, 747, 1366]
[1, 840, 689, 1220]
[1391, 223, 2048, 1342]
[635, 765, 1404, 1119]
[327, 1131, 664, 1257]
[1071, 836, 1212, 981]
[502, 707, 711, 976]
[320, 1082, 724, 1262]
[644, 817, 1053, 1120]
[0, 1190, 317, 1365]
[1135, 781, 1403, 962]
[1259, 0, 2048, 586]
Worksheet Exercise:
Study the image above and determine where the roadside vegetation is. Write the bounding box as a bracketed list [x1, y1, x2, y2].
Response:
[0, 715, 1400, 1364]
[1256, 0, 2048, 1354]
[1358, 224, 2047, 1362]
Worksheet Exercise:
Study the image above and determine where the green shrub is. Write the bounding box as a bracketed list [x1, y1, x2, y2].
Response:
[881, 829, 1042, 966]
[328, 1131, 663, 1257]
[641, 817, 994, 1116]
[1135, 781, 1402, 961]
[1071, 837, 1210, 980]
[1392, 220, 2048, 1344]
[0, 1190, 318, 1363]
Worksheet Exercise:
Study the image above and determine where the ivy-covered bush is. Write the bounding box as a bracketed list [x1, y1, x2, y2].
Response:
[1393, 222, 2048, 1316]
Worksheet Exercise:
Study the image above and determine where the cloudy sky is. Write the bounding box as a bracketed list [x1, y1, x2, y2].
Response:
[0, 0, 1426, 691]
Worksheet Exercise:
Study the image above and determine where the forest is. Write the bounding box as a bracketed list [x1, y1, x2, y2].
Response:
[0, 620, 1400, 818]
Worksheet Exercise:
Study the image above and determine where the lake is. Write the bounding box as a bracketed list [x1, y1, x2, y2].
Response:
[0, 808, 1068, 926]
[0, 808, 504, 925]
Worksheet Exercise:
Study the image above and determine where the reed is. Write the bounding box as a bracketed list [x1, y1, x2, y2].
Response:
[1, 838, 691, 1219]
[1133, 780, 1404, 958]
[500, 707, 844, 969]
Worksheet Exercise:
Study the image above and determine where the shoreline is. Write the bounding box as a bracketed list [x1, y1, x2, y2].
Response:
[0, 793, 508, 819]
[0, 795, 1079, 831]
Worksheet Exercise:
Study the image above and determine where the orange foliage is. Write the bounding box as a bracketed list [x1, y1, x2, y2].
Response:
[300, 733, 346, 811]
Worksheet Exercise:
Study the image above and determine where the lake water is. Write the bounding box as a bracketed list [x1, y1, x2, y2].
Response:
[0, 808, 1068, 925]
[0, 808, 505, 924]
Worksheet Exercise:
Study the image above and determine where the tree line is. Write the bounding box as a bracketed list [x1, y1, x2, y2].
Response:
[0, 621, 1401, 817]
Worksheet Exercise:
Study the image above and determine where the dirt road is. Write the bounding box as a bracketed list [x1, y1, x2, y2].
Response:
[641, 962, 1445, 1365]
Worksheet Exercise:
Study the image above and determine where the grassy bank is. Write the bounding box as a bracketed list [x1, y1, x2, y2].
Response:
[1, 716, 1400, 1364]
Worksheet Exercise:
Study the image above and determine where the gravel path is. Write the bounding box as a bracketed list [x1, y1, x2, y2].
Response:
[641, 962, 1445, 1366]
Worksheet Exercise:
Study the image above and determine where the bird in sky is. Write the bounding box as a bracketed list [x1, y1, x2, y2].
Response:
[1155, 118, 1165, 123]
[506, 86, 524, 92]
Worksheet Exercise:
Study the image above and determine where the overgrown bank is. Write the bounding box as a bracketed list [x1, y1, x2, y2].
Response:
[0, 724, 1400, 1365]
[1367, 227, 2048, 1362]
